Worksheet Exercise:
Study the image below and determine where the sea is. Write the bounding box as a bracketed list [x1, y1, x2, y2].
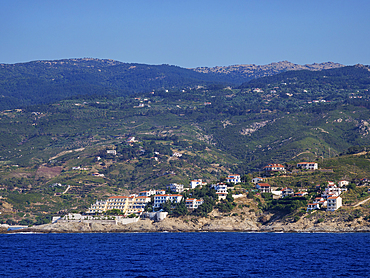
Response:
[1, 232, 369, 277]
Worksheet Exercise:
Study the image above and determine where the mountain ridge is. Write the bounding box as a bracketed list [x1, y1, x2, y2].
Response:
[192, 61, 344, 83]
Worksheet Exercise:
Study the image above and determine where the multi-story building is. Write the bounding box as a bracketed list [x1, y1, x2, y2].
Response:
[227, 174, 241, 184]
[282, 187, 294, 198]
[88, 200, 107, 214]
[87, 195, 151, 215]
[190, 179, 205, 189]
[263, 163, 286, 173]
[327, 196, 342, 211]
[153, 194, 183, 208]
[167, 183, 184, 193]
[211, 183, 228, 200]
[185, 198, 204, 210]
[256, 183, 271, 193]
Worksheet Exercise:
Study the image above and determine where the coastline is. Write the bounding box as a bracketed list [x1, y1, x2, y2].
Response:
[4, 215, 370, 234]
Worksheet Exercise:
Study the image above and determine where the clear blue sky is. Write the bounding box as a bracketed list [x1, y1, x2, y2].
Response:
[1, 0, 369, 68]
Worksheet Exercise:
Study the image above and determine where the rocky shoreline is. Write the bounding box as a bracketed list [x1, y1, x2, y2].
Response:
[4, 215, 370, 234]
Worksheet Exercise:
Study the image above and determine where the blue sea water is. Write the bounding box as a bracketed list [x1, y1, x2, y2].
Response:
[1, 232, 370, 277]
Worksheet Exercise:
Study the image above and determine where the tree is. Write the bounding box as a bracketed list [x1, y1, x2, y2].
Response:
[173, 201, 188, 217]
[105, 209, 122, 215]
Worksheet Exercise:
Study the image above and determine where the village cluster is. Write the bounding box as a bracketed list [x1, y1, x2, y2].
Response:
[85, 161, 356, 217]
[86, 175, 238, 216]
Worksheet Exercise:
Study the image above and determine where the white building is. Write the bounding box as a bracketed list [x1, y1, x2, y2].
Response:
[211, 183, 228, 200]
[256, 183, 271, 193]
[190, 179, 205, 189]
[185, 198, 204, 210]
[106, 150, 117, 155]
[297, 162, 318, 170]
[167, 183, 184, 193]
[153, 194, 183, 208]
[138, 189, 166, 197]
[87, 195, 151, 215]
[294, 191, 308, 197]
[252, 177, 264, 184]
[338, 180, 349, 187]
[227, 174, 241, 184]
[307, 203, 320, 211]
[263, 163, 286, 173]
[327, 196, 342, 211]
[282, 187, 294, 198]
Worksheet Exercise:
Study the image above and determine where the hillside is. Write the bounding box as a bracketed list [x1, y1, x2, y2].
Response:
[0, 64, 370, 226]
[0, 59, 343, 110]
[192, 61, 344, 84]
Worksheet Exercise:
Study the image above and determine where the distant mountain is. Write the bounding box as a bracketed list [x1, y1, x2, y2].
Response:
[0, 58, 225, 110]
[0, 59, 344, 110]
[192, 61, 344, 84]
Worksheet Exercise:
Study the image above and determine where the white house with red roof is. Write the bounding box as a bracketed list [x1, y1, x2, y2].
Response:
[211, 183, 228, 200]
[87, 195, 151, 215]
[185, 198, 204, 210]
[153, 194, 183, 208]
[227, 174, 241, 184]
[307, 203, 320, 211]
[256, 183, 271, 193]
[294, 191, 308, 197]
[263, 163, 285, 173]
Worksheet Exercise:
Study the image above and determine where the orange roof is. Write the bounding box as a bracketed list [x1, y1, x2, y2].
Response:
[257, 183, 271, 187]
[108, 196, 128, 199]
[263, 163, 284, 168]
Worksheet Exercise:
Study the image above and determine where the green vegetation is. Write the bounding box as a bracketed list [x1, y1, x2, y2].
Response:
[1, 63, 370, 224]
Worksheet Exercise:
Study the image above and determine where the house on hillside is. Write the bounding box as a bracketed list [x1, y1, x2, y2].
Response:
[227, 174, 241, 184]
[327, 196, 342, 211]
[282, 187, 294, 198]
[153, 194, 182, 208]
[307, 203, 320, 211]
[190, 179, 206, 189]
[167, 183, 184, 193]
[338, 180, 349, 187]
[297, 162, 318, 170]
[263, 163, 285, 173]
[138, 189, 166, 197]
[211, 183, 228, 200]
[185, 198, 204, 210]
[294, 191, 308, 197]
[252, 177, 264, 184]
[106, 150, 117, 155]
[256, 183, 271, 193]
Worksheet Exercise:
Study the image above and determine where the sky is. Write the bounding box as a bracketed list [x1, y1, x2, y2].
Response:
[1, 0, 370, 68]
